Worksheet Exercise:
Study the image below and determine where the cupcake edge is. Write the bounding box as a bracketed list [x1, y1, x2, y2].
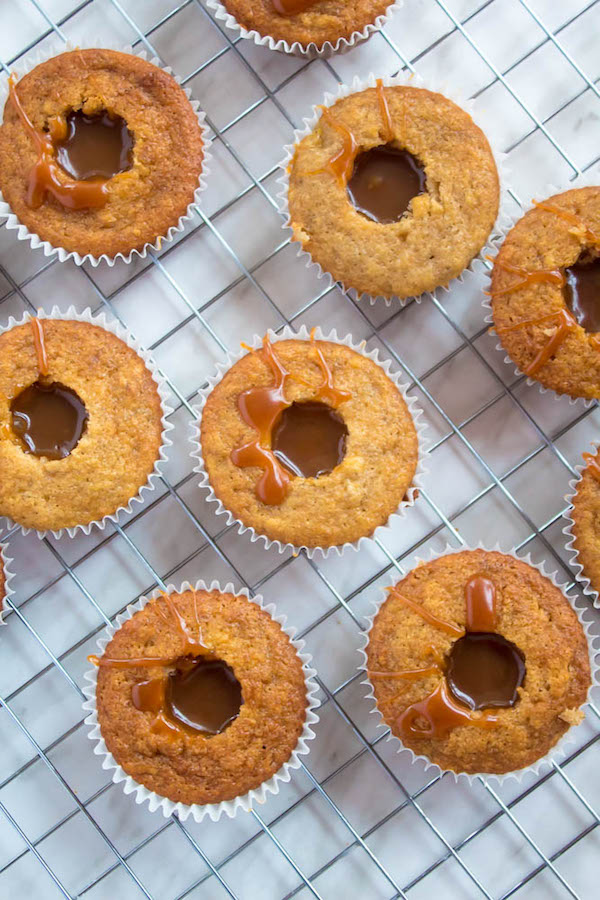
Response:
[204, 0, 403, 59]
[82, 579, 320, 822]
[189, 323, 430, 557]
[0, 539, 16, 623]
[0, 306, 174, 540]
[483, 171, 600, 407]
[359, 542, 599, 783]
[0, 39, 212, 267]
[277, 70, 510, 306]
[564, 456, 600, 606]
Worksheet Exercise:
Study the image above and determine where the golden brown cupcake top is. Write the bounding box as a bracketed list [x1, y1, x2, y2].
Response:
[568, 448, 600, 597]
[491, 186, 600, 399]
[94, 589, 308, 806]
[367, 550, 591, 775]
[0, 49, 204, 258]
[200, 336, 420, 548]
[288, 83, 499, 300]
[0, 318, 163, 533]
[221, 0, 393, 49]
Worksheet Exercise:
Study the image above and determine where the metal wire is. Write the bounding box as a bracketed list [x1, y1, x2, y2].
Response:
[0, 1, 599, 897]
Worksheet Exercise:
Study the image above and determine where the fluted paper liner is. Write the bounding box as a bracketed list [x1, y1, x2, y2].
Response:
[277, 70, 511, 306]
[564, 453, 600, 607]
[189, 324, 429, 557]
[0, 39, 212, 267]
[82, 580, 319, 822]
[0, 306, 173, 540]
[204, 0, 403, 59]
[483, 171, 600, 406]
[359, 543, 599, 783]
[0, 540, 16, 624]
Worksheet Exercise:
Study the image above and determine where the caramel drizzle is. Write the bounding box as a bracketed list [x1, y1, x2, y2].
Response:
[89, 592, 213, 739]
[313, 105, 357, 186]
[230, 333, 351, 505]
[369, 575, 500, 739]
[583, 451, 600, 484]
[9, 75, 109, 210]
[29, 317, 49, 376]
[272, 0, 319, 13]
[490, 258, 566, 298]
[375, 78, 394, 143]
[533, 200, 600, 248]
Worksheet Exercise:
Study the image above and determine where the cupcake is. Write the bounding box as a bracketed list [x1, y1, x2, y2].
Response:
[565, 447, 600, 601]
[84, 584, 317, 816]
[0, 48, 205, 262]
[490, 186, 600, 400]
[195, 329, 425, 551]
[0, 541, 14, 621]
[0, 311, 168, 535]
[284, 78, 500, 301]
[207, 0, 398, 55]
[365, 549, 592, 776]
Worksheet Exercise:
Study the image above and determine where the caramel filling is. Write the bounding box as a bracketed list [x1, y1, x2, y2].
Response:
[272, 400, 348, 478]
[564, 255, 600, 332]
[8, 75, 132, 210]
[347, 146, 426, 224]
[230, 334, 351, 505]
[446, 633, 525, 711]
[10, 381, 88, 459]
[272, 0, 319, 13]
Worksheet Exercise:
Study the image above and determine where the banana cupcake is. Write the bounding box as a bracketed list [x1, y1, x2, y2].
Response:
[285, 78, 500, 301]
[196, 329, 425, 551]
[0, 48, 206, 261]
[490, 186, 600, 400]
[565, 447, 600, 602]
[0, 312, 168, 535]
[85, 585, 318, 815]
[366, 549, 592, 776]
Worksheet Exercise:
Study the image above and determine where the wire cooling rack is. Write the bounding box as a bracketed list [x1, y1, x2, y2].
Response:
[0, 0, 599, 898]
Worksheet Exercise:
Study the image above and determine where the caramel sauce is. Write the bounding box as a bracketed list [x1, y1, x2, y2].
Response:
[311, 105, 357, 186]
[495, 306, 577, 377]
[583, 451, 600, 484]
[9, 75, 109, 210]
[564, 256, 600, 332]
[446, 633, 525, 711]
[11, 381, 88, 459]
[272, 401, 348, 478]
[272, 0, 319, 12]
[491, 258, 566, 298]
[369, 665, 441, 681]
[465, 575, 497, 632]
[388, 586, 465, 638]
[30, 317, 49, 376]
[231, 334, 351, 505]
[396, 677, 499, 739]
[375, 78, 394, 143]
[533, 200, 600, 248]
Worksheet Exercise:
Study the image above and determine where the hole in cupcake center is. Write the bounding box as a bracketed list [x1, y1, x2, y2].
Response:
[446, 633, 525, 711]
[347, 144, 426, 224]
[564, 252, 600, 332]
[54, 110, 134, 181]
[165, 656, 243, 736]
[10, 381, 88, 459]
[271, 400, 348, 478]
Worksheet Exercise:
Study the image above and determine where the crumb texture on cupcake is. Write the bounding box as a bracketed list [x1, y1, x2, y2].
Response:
[220, 0, 393, 48]
[288, 85, 499, 299]
[0, 49, 204, 257]
[491, 186, 600, 400]
[200, 338, 420, 548]
[0, 318, 163, 532]
[367, 550, 591, 775]
[95, 589, 308, 806]
[570, 449, 600, 596]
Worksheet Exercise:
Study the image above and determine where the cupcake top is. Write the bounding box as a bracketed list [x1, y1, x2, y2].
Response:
[568, 448, 600, 598]
[0, 317, 164, 533]
[287, 82, 499, 300]
[93, 588, 309, 806]
[219, 0, 394, 49]
[367, 550, 591, 775]
[200, 335, 420, 548]
[491, 186, 600, 399]
[0, 49, 204, 258]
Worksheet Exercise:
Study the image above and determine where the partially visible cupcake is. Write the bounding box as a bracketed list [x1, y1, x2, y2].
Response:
[565, 447, 600, 602]
[195, 330, 425, 551]
[207, 0, 400, 55]
[85, 585, 318, 816]
[0, 541, 13, 621]
[284, 78, 500, 300]
[365, 549, 592, 776]
[0, 48, 206, 262]
[0, 312, 168, 535]
[490, 186, 600, 400]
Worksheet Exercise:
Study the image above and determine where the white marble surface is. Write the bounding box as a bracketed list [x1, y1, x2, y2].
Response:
[0, 1, 599, 898]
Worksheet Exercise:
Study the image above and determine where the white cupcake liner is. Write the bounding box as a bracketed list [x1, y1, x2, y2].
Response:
[0, 540, 16, 624]
[359, 542, 599, 784]
[82, 579, 320, 822]
[204, 0, 403, 59]
[483, 172, 600, 406]
[563, 450, 600, 607]
[0, 306, 174, 540]
[277, 70, 512, 306]
[0, 39, 212, 267]
[190, 324, 430, 558]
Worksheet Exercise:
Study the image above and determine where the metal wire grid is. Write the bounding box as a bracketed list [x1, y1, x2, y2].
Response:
[0, 0, 598, 897]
